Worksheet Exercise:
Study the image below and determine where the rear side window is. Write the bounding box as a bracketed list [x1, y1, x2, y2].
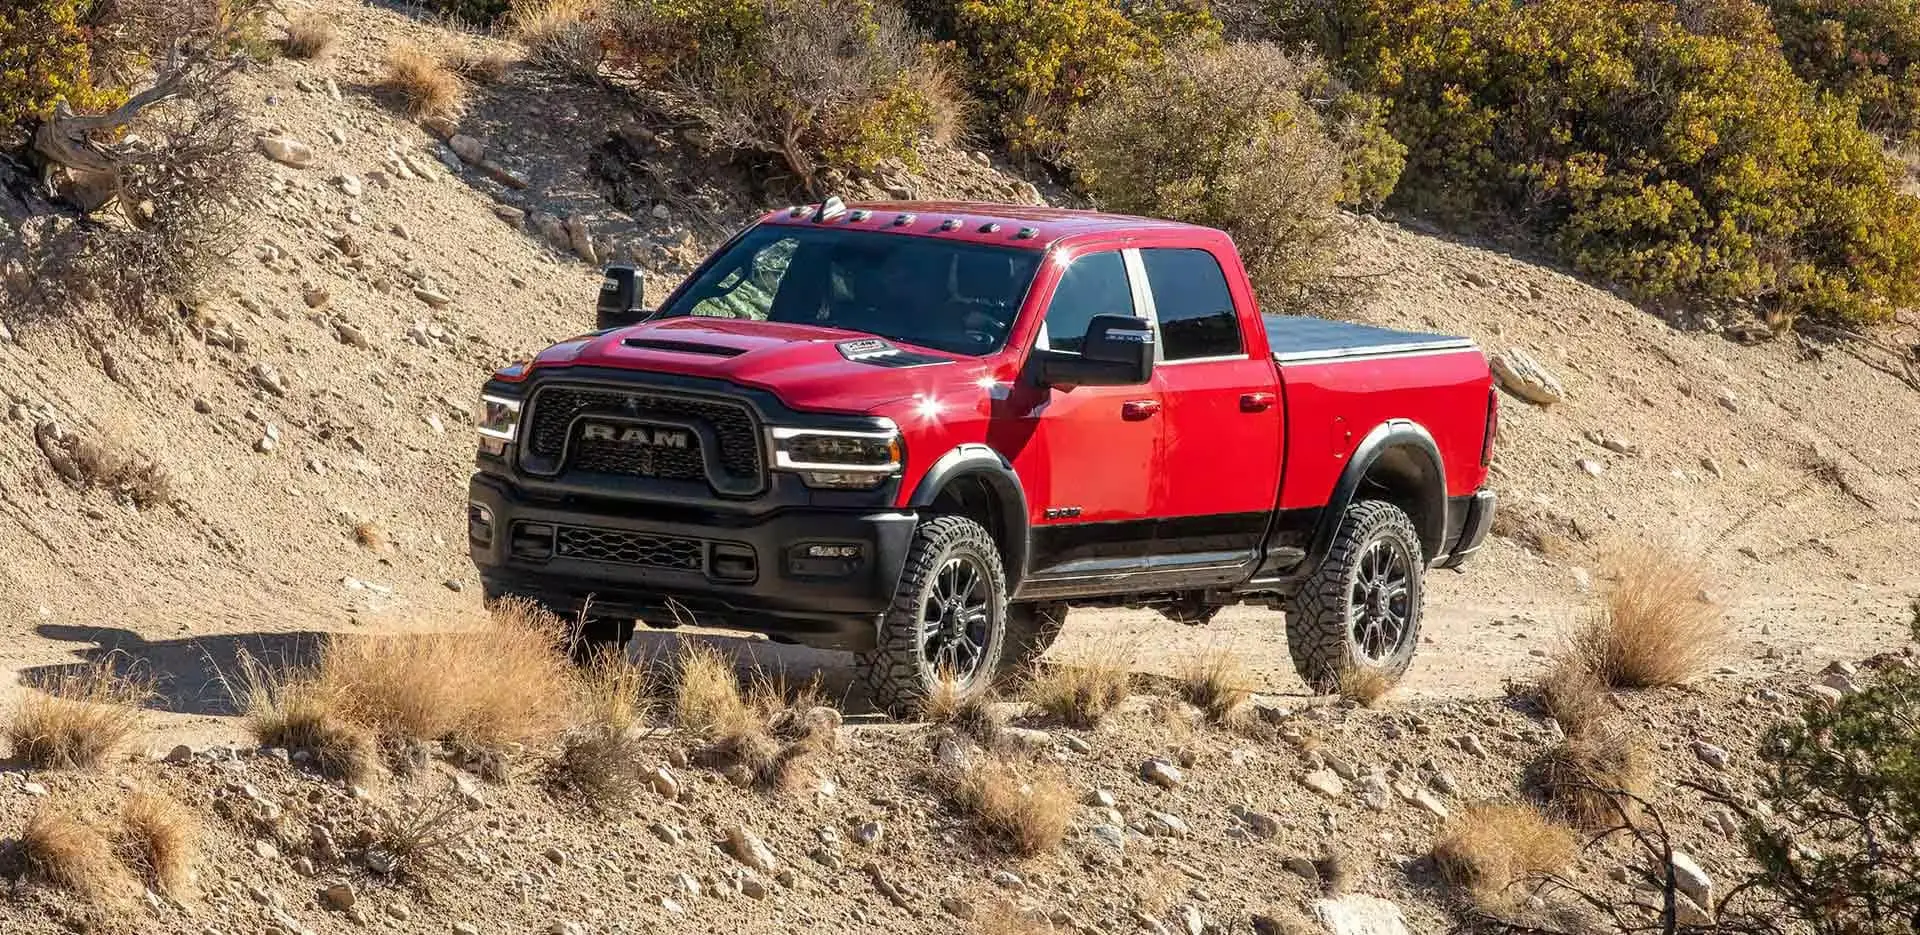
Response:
[1141, 248, 1242, 361]
[1041, 251, 1135, 353]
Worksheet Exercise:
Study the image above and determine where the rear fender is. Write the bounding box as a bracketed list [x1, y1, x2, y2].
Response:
[1303, 420, 1448, 575]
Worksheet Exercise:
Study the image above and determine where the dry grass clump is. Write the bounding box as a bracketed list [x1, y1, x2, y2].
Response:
[382, 42, 466, 118]
[115, 791, 200, 897]
[448, 43, 515, 83]
[921, 670, 1001, 740]
[1571, 544, 1725, 688]
[511, 0, 607, 80]
[1335, 665, 1395, 708]
[949, 756, 1074, 856]
[19, 809, 137, 906]
[240, 602, 570, 777]
[368, 794, 471, 881]
[1535, 719, 1652, 829]
[1532, 654, 1611, 735]
[1022, 645, 1132, 729]
[352, 521, 389, 550]
[669, 643, 841, 792]
[282, 13, 339, 60]
[671, 642, 751, 734]
[552, 648, 654, 805]
[1176, 646, 1252, 723]
[57, 432, 172, 510]
[1432, 802, 1578, 911]
[7, 661, 150, 769]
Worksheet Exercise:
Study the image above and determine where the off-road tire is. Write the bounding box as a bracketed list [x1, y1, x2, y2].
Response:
[858, 515, 1009, 717]
[1002, 603, 1068, 676]
[1284, 499, 1425, 692]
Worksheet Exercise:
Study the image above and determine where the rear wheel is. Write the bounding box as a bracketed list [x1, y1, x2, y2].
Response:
[857, 516, 1009, 716]
[1284, 499, 1425, 692]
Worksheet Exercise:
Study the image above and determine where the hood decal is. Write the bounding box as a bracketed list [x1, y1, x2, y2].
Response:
[835, 338, 952, 369]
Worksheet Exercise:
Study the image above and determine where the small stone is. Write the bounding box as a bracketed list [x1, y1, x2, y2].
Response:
[1062, 734, 1093, 754]
[1669, 851, 1713, 908]
[942, 896, 976, 920]
[992, 870, 1024, 889]
[162, 744, 195, 764]
[387, 902, 412, 921]
[321, 883, 356, 911]
[1691, 740, 1731, 770]
[1087, 789, 1116, 808]
[1412, 789, 1449, 818]
[449, 134, 486, 164]
[1140, 758, 1185, 789]
[852, 821, 883, 847]
[725, 826, 779, 873]
[1715, 388, 1740, 413]
[1576, 458, 1605, 477]
[1808, 684, 1846, 705]
[22, 782, 48, 796]
[650, 823, 682, 845]
[259, 136, 314, 167]
[1701, 456, 1724, 478]
[1460, 734, 1489, 757]
[1302, 769, 1346, 798]
[651, 203, 671, 220]
[333, 321, 370, 349]
[414, 286, 452, 308]
[336, 174, 363, 198]
[303, 285, 330, 309]
[1239, 810, 1280, 839]
[254, 840, 280, 859]
[647, 766, 679, 799]
[1140, 809, 1190, 837]
[252, 361, 289, 396]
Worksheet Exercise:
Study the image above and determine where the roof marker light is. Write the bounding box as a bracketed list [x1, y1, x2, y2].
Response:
[788, 205, 807, 218]
[892, 213, 917, 226]
[1014, 227, 1037, 240]
[940, 218, 962, 231]
[978, 222, 1002, 233]
[848, 209, 871, 222]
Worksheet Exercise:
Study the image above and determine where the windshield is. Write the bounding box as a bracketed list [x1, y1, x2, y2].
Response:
[657, 224, 1044, 356]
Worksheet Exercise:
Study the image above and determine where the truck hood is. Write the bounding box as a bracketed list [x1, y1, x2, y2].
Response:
[528, 317, 991, 414]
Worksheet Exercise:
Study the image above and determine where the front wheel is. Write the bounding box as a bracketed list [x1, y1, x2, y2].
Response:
[1284, 499, 1425, 692]
[858, 516, 1009, 716]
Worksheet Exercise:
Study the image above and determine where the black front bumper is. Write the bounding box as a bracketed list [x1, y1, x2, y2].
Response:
[468, 473, 917, 650]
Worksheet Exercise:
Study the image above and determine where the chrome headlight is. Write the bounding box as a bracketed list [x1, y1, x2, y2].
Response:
[768, 423, 901, 490]
[477, 394, 523, 456]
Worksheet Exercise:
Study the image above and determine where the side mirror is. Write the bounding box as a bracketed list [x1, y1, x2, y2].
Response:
[596, 265, 648, 331]
[1036, 314, 1156, 387]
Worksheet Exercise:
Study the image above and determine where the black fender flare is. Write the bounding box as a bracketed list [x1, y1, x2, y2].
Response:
[907, 444, 1031, 592]
[1301, 420, 1448, 578]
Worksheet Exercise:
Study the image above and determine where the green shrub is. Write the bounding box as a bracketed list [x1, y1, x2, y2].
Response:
[1066, 42, 1395, 310]
[936, 0, 1219, 158]
[1271, 0, 1920, 325]
[1764, 0, 1920, 142]
[0, 0, 125, 129]
[1745, 667, 1920, 933]
[609, 0, 953, 186]
[427, 0, 515, 23]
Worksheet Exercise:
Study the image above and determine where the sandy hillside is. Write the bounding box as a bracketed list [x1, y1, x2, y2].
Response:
[0, 0, 1915, 739]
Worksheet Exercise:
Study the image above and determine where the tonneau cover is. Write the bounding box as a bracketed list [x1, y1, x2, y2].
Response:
[1265, 315, 1475, 363]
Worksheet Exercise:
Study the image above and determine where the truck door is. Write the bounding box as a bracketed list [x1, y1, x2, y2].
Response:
[1001, 248, 1162, 583]
[1135, 246, 1283, 577]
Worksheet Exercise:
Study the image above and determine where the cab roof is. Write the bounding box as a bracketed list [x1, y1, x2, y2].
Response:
[756, 199, 1218, 250]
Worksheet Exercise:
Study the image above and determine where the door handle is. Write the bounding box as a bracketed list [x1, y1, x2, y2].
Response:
[1121, 399, 1161, 421]
[1240, 392, 1277, 412]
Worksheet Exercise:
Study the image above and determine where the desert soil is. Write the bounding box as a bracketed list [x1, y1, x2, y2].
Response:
[0, 1, 1918, 931]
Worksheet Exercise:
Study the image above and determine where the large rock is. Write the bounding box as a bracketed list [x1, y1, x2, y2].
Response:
[1491, 348, 1565, 406]
[725, 826, 779, 873]
[1669, 851, 1713, 908]
[1301, 769, 1346, 799]
[449, 134, 486, 164]
[1312, 895, 1411, 935]
[259, 136, 315, 168]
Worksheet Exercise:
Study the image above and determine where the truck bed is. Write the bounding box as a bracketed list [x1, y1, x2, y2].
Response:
[1265, 316, 1474, 363]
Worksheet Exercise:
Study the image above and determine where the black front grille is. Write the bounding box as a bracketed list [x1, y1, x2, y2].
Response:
[555, 526, 705, 572]
[525, 385, 763, 489]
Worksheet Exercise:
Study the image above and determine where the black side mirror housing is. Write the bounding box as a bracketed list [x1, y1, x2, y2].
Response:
[1036, 314, 1156, 387]
[596, 265, 648, 331]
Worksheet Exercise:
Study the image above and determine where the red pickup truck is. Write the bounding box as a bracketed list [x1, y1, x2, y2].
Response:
[468, 199, 1497, 712]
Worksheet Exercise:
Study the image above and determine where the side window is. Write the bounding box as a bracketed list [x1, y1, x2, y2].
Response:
[1141, 248, 1242, 361]
[1040, 251, 1134, 354]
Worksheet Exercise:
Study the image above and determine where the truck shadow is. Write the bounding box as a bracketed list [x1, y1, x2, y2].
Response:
[18, 624, 328, 719]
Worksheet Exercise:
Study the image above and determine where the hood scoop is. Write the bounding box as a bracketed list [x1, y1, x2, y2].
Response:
[622, 337, 747, 357]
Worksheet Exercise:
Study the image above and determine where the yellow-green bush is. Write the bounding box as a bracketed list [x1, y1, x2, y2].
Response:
[932, 0, 1218, 158]
[0, 0, 125, 129]
[608, 0, 950, 184]
[1272, 0, 1920, 325]
[1067, 42, 1395, 310]
[1765, 0, 1920, 142]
